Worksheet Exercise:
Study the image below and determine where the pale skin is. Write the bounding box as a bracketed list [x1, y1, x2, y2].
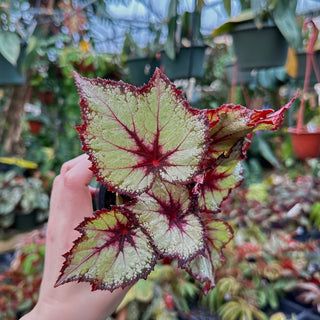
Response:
[21, 154, 129, 320]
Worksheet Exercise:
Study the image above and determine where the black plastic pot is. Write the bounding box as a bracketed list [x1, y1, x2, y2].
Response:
[95, 184, 132, 210]
[277, 297, 320, 319]
[278, 297, 307, 316]
[13, 211, 38, 231]
[230, 21, 288, 70]
[161, 46, 206, 80]
[294, 50, 320, 86]
[126, 56, 161, 86]
[0, 251, 14, 273]
[95, 184, 116, 210]
[297, 310, 320, 320]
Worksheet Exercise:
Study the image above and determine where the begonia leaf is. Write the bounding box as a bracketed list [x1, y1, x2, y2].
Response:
[205, 93, 297, 161]
[75, 69, 208, 196]
[183, 219, 234, 293]
[196, 140, 245, 213]
[56, 69, 295, 293]
[56, 209, 156, 291]
[128, 180, 205, 265]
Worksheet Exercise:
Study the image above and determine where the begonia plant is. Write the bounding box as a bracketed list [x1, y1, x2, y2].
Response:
[55, 68, 297, 293]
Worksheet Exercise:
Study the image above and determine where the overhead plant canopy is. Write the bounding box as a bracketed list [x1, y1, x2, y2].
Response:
[1, 0, 320, 56]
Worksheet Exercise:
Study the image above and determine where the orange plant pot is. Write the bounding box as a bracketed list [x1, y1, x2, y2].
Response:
[288, 127, 320, 159]
[28, 120, 43, 134]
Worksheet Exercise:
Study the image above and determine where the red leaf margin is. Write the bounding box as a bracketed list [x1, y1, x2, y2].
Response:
[75, 68, 209, 196]
[55, 208, 158, 292]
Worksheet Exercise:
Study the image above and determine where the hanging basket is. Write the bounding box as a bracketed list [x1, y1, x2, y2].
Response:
[295, 50, 320, 86]
[230, 21, 288, 70]
[288, 127, 320, 160]
[126, 56, 161, 86]
[161, 46, 206, 80]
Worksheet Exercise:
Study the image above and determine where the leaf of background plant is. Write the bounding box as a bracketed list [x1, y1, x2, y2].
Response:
[211, 10, 255, 36]
[310, 202, 320, 227]
[128, 180, 205, 264]
[117, 278, 155, 311]
[183, 219, 233, 293]
[75, 69, 208, 196]
[0, 31, 20, 66]
[273, 0, 302, 49]
[56, 209, 156, 291]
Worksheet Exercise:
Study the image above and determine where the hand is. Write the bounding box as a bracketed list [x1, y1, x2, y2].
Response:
[21, 154, 129, 320]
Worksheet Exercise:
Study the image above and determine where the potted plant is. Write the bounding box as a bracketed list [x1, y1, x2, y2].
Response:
[0, 2, 32, 86]
[123, 31, 162, 86]
[25, 113, 47, 134]
[214, 0, 302, 70]
[0, 170, 49, 231]
[201, 225, 319, 320]
[114, 262, 200, 320]
[0, 228, 45, 319]
[53, 68, 297, 296]
[288, 19, 320, 160]
[161, 0, 206, 80]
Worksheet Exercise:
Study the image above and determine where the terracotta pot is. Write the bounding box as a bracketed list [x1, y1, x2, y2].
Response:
[38, 90, 55, 104]
[288, 127, 320, 159]
[28, 120, 43, 134]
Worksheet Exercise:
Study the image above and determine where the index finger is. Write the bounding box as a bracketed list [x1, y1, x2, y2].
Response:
[61, 154, 94, 188]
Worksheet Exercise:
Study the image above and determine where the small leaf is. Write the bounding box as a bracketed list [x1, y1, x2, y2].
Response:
[75, 69, 208, 196]
[0, 31, 20, 66]
[196, 140, 244, 213]
[56, 209, 156, 291]
[183, 219, 233, 292]
[128, 180, 205, 264]
[206, 93, 297, 161]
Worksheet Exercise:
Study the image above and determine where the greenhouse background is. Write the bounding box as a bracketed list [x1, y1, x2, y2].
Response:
[1, 0, 320, 319]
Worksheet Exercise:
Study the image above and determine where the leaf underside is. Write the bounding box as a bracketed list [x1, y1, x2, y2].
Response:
[56, 209, 156, 291]
[56, 69, 295, 293]
[76, 69, 208, 196]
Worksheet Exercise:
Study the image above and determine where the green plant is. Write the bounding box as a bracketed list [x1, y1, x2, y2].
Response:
[201, 225, 318, 319]
[221, 172, 320, 233]
[0, 228, 45, 320]
[115, 262, 199, 320]
[164, 0, 204, 60]
[216, 0, 302, 50]
[310, 202, 320, 228]
[53, 68, 296, 294]
[0, 170, 49, 228]
[0, 2, 24, 67]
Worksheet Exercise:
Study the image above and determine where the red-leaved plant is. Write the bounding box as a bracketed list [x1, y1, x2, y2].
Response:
[55, 68, 297, 294]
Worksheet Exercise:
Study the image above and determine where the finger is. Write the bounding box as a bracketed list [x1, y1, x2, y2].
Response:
[60, 154, 88, 175]
[63, 155, 94, 188]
